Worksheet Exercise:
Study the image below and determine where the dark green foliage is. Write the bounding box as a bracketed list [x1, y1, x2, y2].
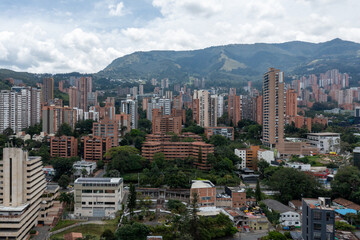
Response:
[96, 160, 104, 169]
[167, 200, 187, 214]
[127, 183, 137, 218]
[255, 180, 262, 203]
[209, 135, 228, 147]
[182, 124, 204, 134]
[74, 119, 94, 136]
[56, 123, 73, 137]
[52, 156, 78, 180]
[331, 166, 360, 204]
[3, 127, 14, 136]
[106, 146, 148, 175]
[58, 175, 70, 189]
[335, 221, 356, 231]
[23, 123, 42, 136]
[261, 231, 287, 240]
[116, 222, 150, 240]
[101, 229, 116, 240]
[138, 118, 152, 134]
[267, 167, 321, 203]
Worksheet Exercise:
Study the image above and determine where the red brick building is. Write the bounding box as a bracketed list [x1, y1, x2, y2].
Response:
[152, 115, 182, 134]
[81, 136, 112, 161]
[93, 120, 118, 147]
[50, 136, 78, 158]
[190, 180, 216, 206]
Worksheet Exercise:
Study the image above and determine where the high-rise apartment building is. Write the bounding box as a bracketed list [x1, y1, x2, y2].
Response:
[42, 77, 54, 104]
[81, 136, 112, 161]
[285, 89, 298, 117]
[262, 68, 285, 148]
[256, 95, 263, 125]
[68, 86, 80, 109]
[42, 105, 63, 135]
[79, 77, 92, 112]
[228, 94, 241, 126]
[193, 90, 217, 128]
[217, 94, 224, 117]
[152, 115, 182, 134]
[50, 136, 78, 158]
[0, 148, 46, 240]
[121, 95, 138, 129]
[0, 88, 41, 134]
[93, 120, 118, 147]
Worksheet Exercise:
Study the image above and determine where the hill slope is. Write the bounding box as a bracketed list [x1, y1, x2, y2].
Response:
[97, 38, 360, 87]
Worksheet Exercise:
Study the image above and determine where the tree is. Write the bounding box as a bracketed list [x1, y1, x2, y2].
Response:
[116, 222, 150, 240]
[58, 174, 70, 189]
[56, 123, 73, 137]
[81, 168, 88, 177]
[97, 160, 104, 169]
[52, 157, 76, 180]
[261, 231, 287, 240]
[59, 192, 74, 211]
[210, 135, 228, 147]
[331, 166, 360, 204]
[189, 192, 200, 239]
[267, 167, 321, 203]
[101, 229, 116, 240]
[255, 180, 262, 203]
[127, 183, 137, 219]
[3, 127, 14, 136]
[138, 119, 152, 133]
[107, 169, 121, 177]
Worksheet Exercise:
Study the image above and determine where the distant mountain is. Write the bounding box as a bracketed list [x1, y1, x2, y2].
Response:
[97, 38, 360, 87]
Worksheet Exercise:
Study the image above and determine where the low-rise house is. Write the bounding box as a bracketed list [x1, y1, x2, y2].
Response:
[289, 200, 303, 211]
[286, 162, 311, 171]
[221, 208, 271, 231]
[262, 199, 301, 227]
[73, 160, 97, 177]
[190, 180, 216, 207]
[74, 178, 124, 218]
[307, 132, 341, 154]
[257, 149, 275, 164]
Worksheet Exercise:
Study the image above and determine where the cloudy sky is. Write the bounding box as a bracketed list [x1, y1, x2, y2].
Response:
[0, 0, 359, 73]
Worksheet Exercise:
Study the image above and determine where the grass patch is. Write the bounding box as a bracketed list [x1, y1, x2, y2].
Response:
[51, 220, 79, 232]
[50, 224, 117, 240]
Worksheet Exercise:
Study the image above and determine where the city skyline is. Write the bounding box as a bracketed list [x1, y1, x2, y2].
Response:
[0, 0, 359, 73]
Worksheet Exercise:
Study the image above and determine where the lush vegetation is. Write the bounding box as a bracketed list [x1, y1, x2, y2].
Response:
[331, 166, 360, 204]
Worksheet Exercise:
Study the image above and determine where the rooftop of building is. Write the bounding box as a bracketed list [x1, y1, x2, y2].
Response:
[191, 180, 215, 189]
[333, 198, 360, 211]
[289, 200, 302, 208]
[307, 132, 340, 136]
[73, 161, 96, 167]
[353, 147, 360, 153]
[303, 198, 333, 210]
[262, 199, 296, 214]
[46, 184, 60, 192]
[226, 186, 246, 193]
[75, 177, 123, 184]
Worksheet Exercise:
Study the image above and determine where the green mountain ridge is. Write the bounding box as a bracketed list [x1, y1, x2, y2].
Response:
[97, 38, 360, 87]
[1, 38, 360, 89]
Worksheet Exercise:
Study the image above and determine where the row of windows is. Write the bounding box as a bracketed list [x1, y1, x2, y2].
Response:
[81, 189, 116, 193]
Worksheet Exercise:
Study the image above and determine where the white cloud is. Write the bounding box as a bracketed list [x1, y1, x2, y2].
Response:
[109, 1, 125, 16]
[0, 0, 360, 73]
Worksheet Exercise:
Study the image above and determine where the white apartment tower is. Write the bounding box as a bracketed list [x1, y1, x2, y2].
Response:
[0, 148, 46, 240]
[121, 95, 138, 129]
[0, 87, 41, 134]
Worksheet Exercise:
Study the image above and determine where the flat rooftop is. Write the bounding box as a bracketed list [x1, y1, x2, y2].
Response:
[303, 198, 333, 210]
[191, 180, 215, 189]
[75, 178, 123, 184]
[262, 199, 296, 214]
[307, 132, 340, 136]
[0, 203, 29, 212]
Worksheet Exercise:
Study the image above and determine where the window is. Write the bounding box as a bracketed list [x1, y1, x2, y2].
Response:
[326, 212, 332, 221]
[105, 190, 115, 193]
[82, 189, 92, 193]
[314, 223, 322, 231]
[314, 210, 322, 220]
